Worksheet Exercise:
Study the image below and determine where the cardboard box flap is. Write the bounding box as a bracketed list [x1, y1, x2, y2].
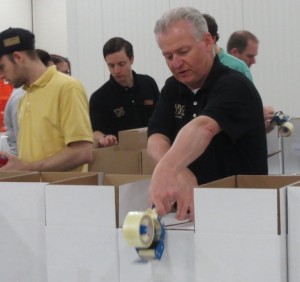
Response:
[103, 174, 149, 186]
[237, 175, 300, 189]
[195, 187, 281, 234]
[103, 174, 151, 228]
[89, 149, 142, 174]
[47, 172, 103, 185]
[0, 172, 40, 182]
[195, 175, 300, 235]
[118, 127, 147, 150]
[199, 175, 236, 188]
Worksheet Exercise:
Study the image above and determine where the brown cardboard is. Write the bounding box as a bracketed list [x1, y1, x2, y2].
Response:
[141, 149, 156, 175]
[118, 127, 147, 150]
[88, 147, 142, 174]
[0, 171, 39, 182]
[198, 175, 300, 235]
[103, 174, 150, 228]
[0, 171, 100, 184]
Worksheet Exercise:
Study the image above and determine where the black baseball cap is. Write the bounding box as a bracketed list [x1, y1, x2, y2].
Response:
[0, 27, 35, 58]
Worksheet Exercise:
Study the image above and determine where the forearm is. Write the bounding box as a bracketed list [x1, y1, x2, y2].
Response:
[147, 133, 171, 164]
[26, 141, 93, 171]
[157, 117, 219, 174]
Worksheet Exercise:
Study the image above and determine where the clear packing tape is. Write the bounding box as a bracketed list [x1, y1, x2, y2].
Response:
[123, 208, 165, 260]
[270, 111, 294, 137]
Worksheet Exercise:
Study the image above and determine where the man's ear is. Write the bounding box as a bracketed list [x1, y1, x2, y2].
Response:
[228, 47, 239, 56]
[12, 51, 24, 64]
[202, 32, 214, 51]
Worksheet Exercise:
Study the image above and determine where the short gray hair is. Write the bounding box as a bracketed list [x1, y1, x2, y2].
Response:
[154, 7, 208, 41]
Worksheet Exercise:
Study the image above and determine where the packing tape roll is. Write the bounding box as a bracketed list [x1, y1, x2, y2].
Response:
[123, 212, 154, 248]
[279, 121, 294, 137]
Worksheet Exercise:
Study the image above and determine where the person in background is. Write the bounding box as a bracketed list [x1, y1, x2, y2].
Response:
[227, 30, 259, 69]
[3, 48, 54, 155]
[203, 14, 253, 81]
[0, 27, 93, 172]
[89, 37, 160, 148]
[147, 7, 268, 220]
[50, 54, 71, 75]
[227, 30, 275, 132]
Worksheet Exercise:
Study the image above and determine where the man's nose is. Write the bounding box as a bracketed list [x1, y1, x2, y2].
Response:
[171, 55, 183, 69]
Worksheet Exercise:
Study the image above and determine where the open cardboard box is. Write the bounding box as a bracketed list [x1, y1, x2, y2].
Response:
[141, 149, 156, 175]
[118, 175, 300, 282]
[0, 170, 152, 281]
[118, 127, 147, 151]
[193, 174, 300, 282]
[286, 182, 300, 282]
[89, 146, 142, 174]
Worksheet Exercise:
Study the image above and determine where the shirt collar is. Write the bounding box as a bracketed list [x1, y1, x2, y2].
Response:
[24, 65, 57, 91]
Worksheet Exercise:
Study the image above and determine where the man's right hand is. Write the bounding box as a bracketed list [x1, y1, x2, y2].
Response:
[99, 134, 118, 147]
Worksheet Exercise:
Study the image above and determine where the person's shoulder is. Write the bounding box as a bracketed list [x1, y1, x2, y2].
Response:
[220, 52, 249, 72]
[135, 72, 157, 83]
[90, 80, 111, 99]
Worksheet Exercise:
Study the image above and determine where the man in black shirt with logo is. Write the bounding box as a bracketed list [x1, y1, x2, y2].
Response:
[89, 37, 160, 148]
[147, 7, 268, 220]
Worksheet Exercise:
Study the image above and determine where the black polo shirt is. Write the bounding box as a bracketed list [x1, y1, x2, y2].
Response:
[148, 56, 268, 184]
[89, 71, 159, 137]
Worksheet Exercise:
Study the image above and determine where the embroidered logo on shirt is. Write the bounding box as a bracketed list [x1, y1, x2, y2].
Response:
[144, 99, 154, 106]
[174, 104, 185, 119]
[113, 107, 126, 118]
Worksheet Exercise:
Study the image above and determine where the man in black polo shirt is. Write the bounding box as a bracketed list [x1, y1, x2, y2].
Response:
[89, 37, 160, 148]
[147, 7, 268, 220]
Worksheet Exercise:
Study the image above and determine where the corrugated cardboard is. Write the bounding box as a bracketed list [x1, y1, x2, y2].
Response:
[141, 149, 156, 175]
[194, 174, 300, 282]
[89, 146, 142, 174]
[118, 127, 147, 150]
[282, 118, 300, 173]
[103, 174, 150, 228]
[286, 184, 300, 282]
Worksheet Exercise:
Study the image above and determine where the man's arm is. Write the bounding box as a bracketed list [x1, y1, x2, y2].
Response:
[148, 115, 221, 219]
[147, 133, 171, 164]
[0, 141, 93, 171]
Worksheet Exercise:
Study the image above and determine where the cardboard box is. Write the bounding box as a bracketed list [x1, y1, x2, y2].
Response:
[45, 175, 118, 282]
[45, 173, 151, 281]
[194, 175, 300, 282]
[141, 149, 156, 175]
[118, 227, 196, 282]
[267, 127, 282, 174]
[286, 184, 300, 282]
[0, 181, 48, 281]
[0, 172, 110, 281]
[118, 127, 147, 150]
[89, 146, 142, 174]
[282, 118, 300, 173]
[103, 173, 151, 228]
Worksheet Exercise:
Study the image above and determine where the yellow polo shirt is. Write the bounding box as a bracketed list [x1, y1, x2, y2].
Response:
[18, 66, 93, 172]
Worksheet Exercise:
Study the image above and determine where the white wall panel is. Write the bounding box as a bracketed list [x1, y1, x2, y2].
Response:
[101, 0, 170, 94]
[62, 0, 300, 118]
[0, 0, 32, 31]
[170, 0, 244, 49]
[244, 0, 299, 117]
[66, 0, 104, 95]
[32, 0, 68, 56]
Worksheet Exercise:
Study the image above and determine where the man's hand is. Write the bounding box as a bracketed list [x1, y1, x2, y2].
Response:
[148, 163, 197, 221]
[0, 151, 28, 171]
[99, 134, 118, 147]
[263, 105, 275, 133]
